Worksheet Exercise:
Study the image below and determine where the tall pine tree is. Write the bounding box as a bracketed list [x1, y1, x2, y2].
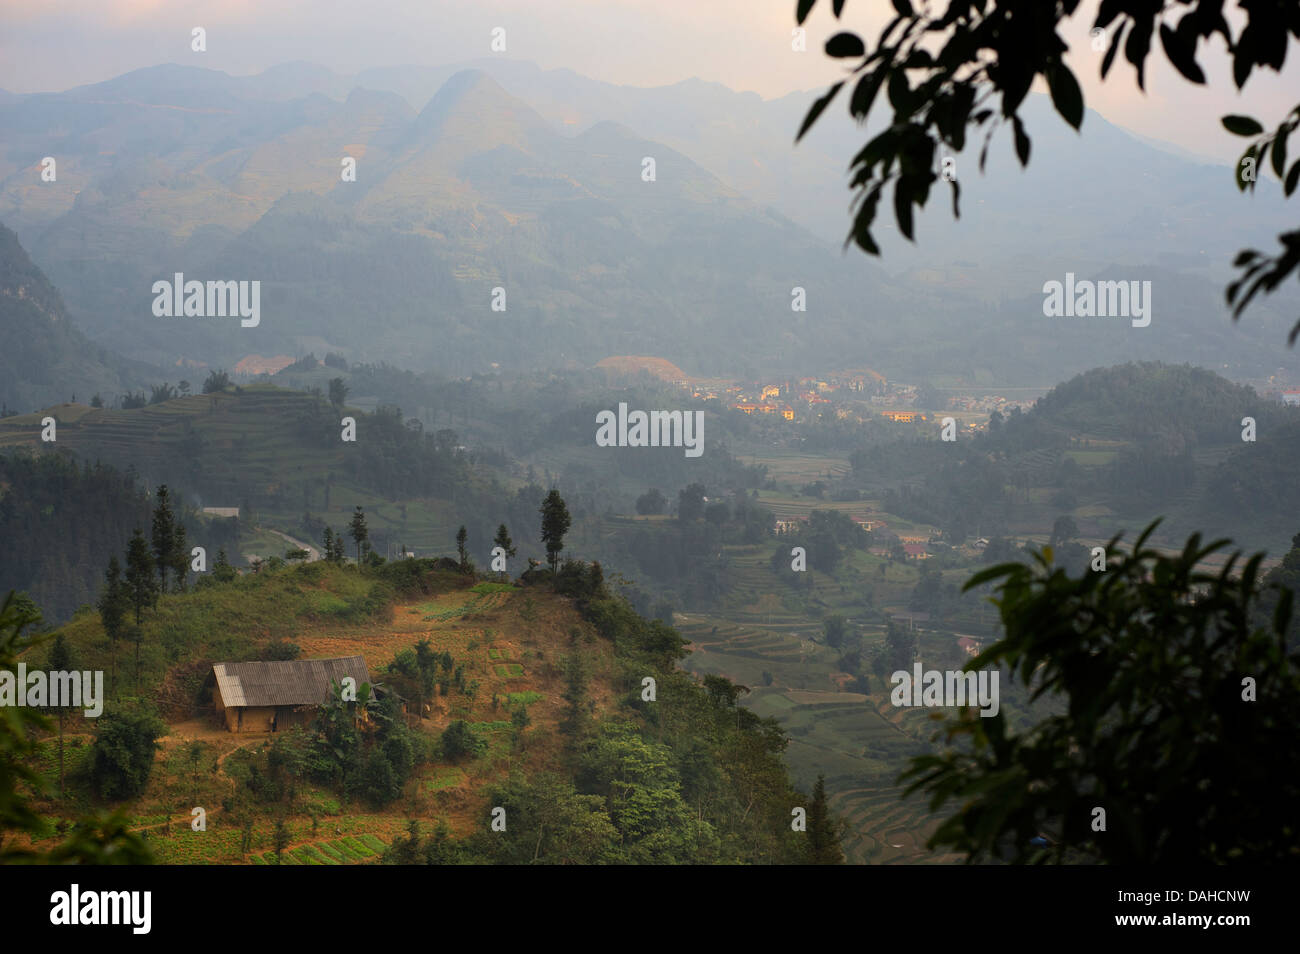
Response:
[96, 556, 130, 695]
[124, 528, 158, 625]
[806, 774, 845, 864]
[493, 524, 515, 580]
[455, 525, 470, 573]
[170, 520, 188, 592]
[150, 485, 176, 592]
[46, 634, 73, 797]
[348, 507, 369, 564]
[539, 490, 571, 579]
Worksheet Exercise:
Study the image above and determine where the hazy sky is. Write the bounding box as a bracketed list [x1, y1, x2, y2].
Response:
[2, 0, 1297, 163]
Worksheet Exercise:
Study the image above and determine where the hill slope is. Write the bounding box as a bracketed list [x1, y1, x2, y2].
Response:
[15, 560, 816, 864]
[0, 224, 150, 412]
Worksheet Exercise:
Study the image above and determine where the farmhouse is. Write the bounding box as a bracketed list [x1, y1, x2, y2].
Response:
[211, 655, 371, 733]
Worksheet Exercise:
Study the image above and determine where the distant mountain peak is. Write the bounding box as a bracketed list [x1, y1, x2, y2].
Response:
[402, 69, 555, 162]
[0, 222, 65, 323]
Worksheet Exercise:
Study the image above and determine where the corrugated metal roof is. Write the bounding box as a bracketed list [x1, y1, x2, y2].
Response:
[212, 656, 369, 709]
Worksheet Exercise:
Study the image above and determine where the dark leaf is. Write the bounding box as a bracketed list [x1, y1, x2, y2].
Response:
[891, 0, 913, 15]
[797, 80, 844, 142]
[1232, 41, 1252, 89]
[1124, 17, 1153, 90]
[904, 48, 934, 69]
[888, 71, 912, 114]
[1286, 159, 1300, 198]
[849, 184, 883, 255]
[850, 69, 887, 120]
[1046, 63, 1084, 130]
[1011, 115, 1031, 166]
[1101, 23, 1126, 79]
[796, 0, 816, 26]
[1235, 146, 1257, 192]
[1094, 0, 1123, 30]
[832, 0, 846, 16]
[826, 31, 866, 58]
[894, 180, 915, 241]
[1158, 23, 1206, 84]
[1222, 115, 1264, 136]
[948, 176, 961, 219]
[1000, 62, 1034, 116]
[1271, 131, 1288, 179]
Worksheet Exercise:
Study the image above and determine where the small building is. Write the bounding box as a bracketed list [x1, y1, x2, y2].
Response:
[211, 655, 371, 733]
[903, 543, 930, 560]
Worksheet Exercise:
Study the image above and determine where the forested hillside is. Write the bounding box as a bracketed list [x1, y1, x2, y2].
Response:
[0, 453, 238, 622]
[0, 224, 150, 413]
[850, 363, 1300, 551]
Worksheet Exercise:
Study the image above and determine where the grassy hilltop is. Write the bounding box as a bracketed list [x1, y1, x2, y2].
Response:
[15, 558, 818, 865]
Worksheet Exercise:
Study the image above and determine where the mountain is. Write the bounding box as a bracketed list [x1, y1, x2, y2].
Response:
[0, 67, 909, 378]
[0, 62, 1296, 386]
[0, 224, 150, 412]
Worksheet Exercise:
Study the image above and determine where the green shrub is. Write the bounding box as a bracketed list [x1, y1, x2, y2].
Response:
[440, 720, 487, 762]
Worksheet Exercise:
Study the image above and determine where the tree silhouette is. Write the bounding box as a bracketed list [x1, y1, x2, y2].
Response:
[97, 556, 130, 694]
[540, 490, 572, 578]
[150, 485, 176, 592]
[903, 523, 1300, 863]
[348, 506, 369, 564]
[124, 529, 157, 626]
[794, 0, 1300, 339]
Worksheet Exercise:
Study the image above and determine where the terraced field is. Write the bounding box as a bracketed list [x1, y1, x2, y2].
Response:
[830, 785, 964, 865]
[253, 834, 387, 865]
[0, 387, 471, 555]
[677, 609, 949, 864]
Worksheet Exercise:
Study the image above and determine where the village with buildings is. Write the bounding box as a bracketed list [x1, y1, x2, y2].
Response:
[679, 367, 1038, 427]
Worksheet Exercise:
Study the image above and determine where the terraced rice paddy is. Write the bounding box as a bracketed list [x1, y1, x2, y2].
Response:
[253, 834, 387, 865]
[677, 608, 948, 865]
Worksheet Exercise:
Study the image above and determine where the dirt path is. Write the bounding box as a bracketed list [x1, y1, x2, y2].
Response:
[264, 528, 321, 561]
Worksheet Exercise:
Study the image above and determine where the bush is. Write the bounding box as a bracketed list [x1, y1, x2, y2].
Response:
[440, 720, 487, 762]
[259, 640, 301, 661]
[87, 708, 166, 800]
[348, 748, 399, 807]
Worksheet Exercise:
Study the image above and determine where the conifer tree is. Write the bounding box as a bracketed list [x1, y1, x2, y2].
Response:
[348, 507, 369, 564]
[456, 525, 470, 573]
[539, 490, 571, 579]
[124, 528, 158, 624]
[97, 556, 130, 694]
[46, 634, 73, 797]
[150, 485, 176, 592]
[806, 774, 845, 864]
[493, 524, 516, 580]
[170, 520, 188, 592]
